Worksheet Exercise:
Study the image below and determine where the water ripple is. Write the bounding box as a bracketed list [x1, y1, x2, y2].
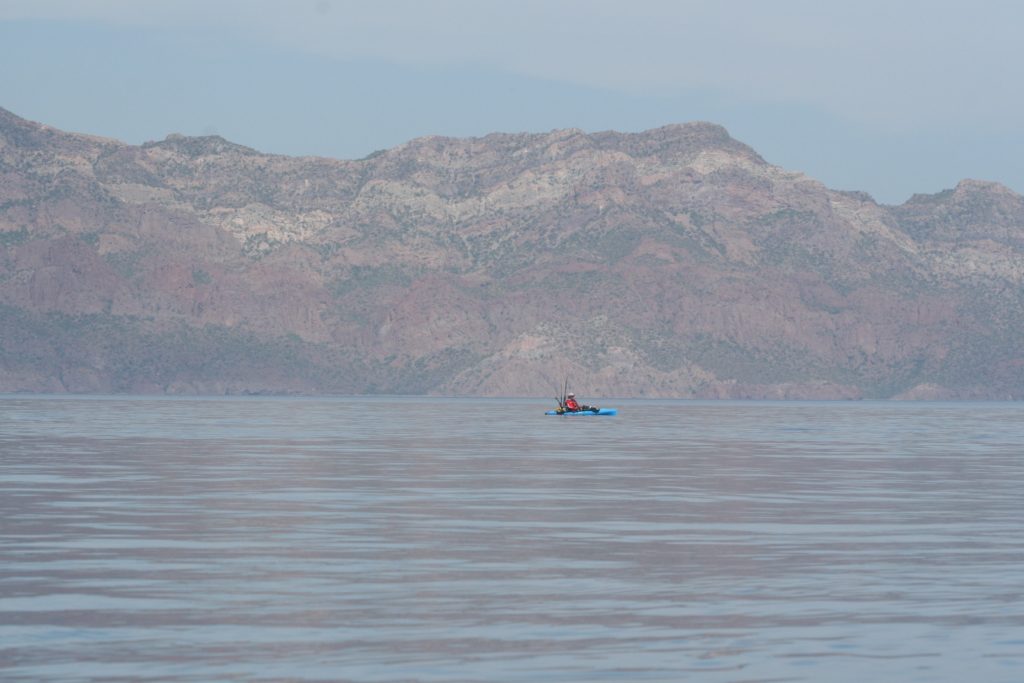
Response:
[2, 397, 1023, 682]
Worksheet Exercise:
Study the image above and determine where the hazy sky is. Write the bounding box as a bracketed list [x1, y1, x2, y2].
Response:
[2, 0, 1022, 203]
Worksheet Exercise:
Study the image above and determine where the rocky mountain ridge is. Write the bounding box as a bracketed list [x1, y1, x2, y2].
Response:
[2, 106, 1023, 398]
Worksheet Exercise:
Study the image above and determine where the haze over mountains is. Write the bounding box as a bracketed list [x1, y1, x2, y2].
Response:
[2, 106, 1022, 398]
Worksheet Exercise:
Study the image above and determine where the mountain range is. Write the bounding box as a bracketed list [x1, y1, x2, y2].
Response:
[2, 106, 1023, 398]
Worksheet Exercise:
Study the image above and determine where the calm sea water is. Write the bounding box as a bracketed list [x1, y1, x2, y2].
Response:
[1, 396, 1022, 682]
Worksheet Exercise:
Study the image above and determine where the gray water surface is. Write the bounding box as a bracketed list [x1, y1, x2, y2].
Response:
[1, 396, 1022, 682]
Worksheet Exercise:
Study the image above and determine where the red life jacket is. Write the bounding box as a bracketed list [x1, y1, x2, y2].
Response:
[565, 398, 580, 411]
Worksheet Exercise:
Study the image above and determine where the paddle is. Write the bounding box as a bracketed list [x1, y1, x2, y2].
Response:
[553, 377, 566, 414]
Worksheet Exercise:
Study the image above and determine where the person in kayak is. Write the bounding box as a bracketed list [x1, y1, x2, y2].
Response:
[563, 393, 600, 413]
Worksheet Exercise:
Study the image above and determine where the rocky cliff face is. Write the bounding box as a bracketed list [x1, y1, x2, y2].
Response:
[2, 106, 1023, 398]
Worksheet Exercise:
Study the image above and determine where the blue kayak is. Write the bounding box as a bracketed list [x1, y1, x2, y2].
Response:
[545, 408, 617, 416]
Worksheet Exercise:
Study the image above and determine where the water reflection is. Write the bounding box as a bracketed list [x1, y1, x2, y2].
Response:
[1, 397, 1023, 682]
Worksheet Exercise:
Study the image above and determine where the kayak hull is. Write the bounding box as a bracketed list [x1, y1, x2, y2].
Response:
[545, 408, 617, 416]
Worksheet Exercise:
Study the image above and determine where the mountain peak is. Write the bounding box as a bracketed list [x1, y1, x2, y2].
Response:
[902, 179, 1022, 208]
[652, 120, 732, 138]
[0, 106, 51, 150]
[0, 106, 29, 126]
[144, 133, 259, 158]
[953, 178, 1015, 197]
[586, 121, 765, 167]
